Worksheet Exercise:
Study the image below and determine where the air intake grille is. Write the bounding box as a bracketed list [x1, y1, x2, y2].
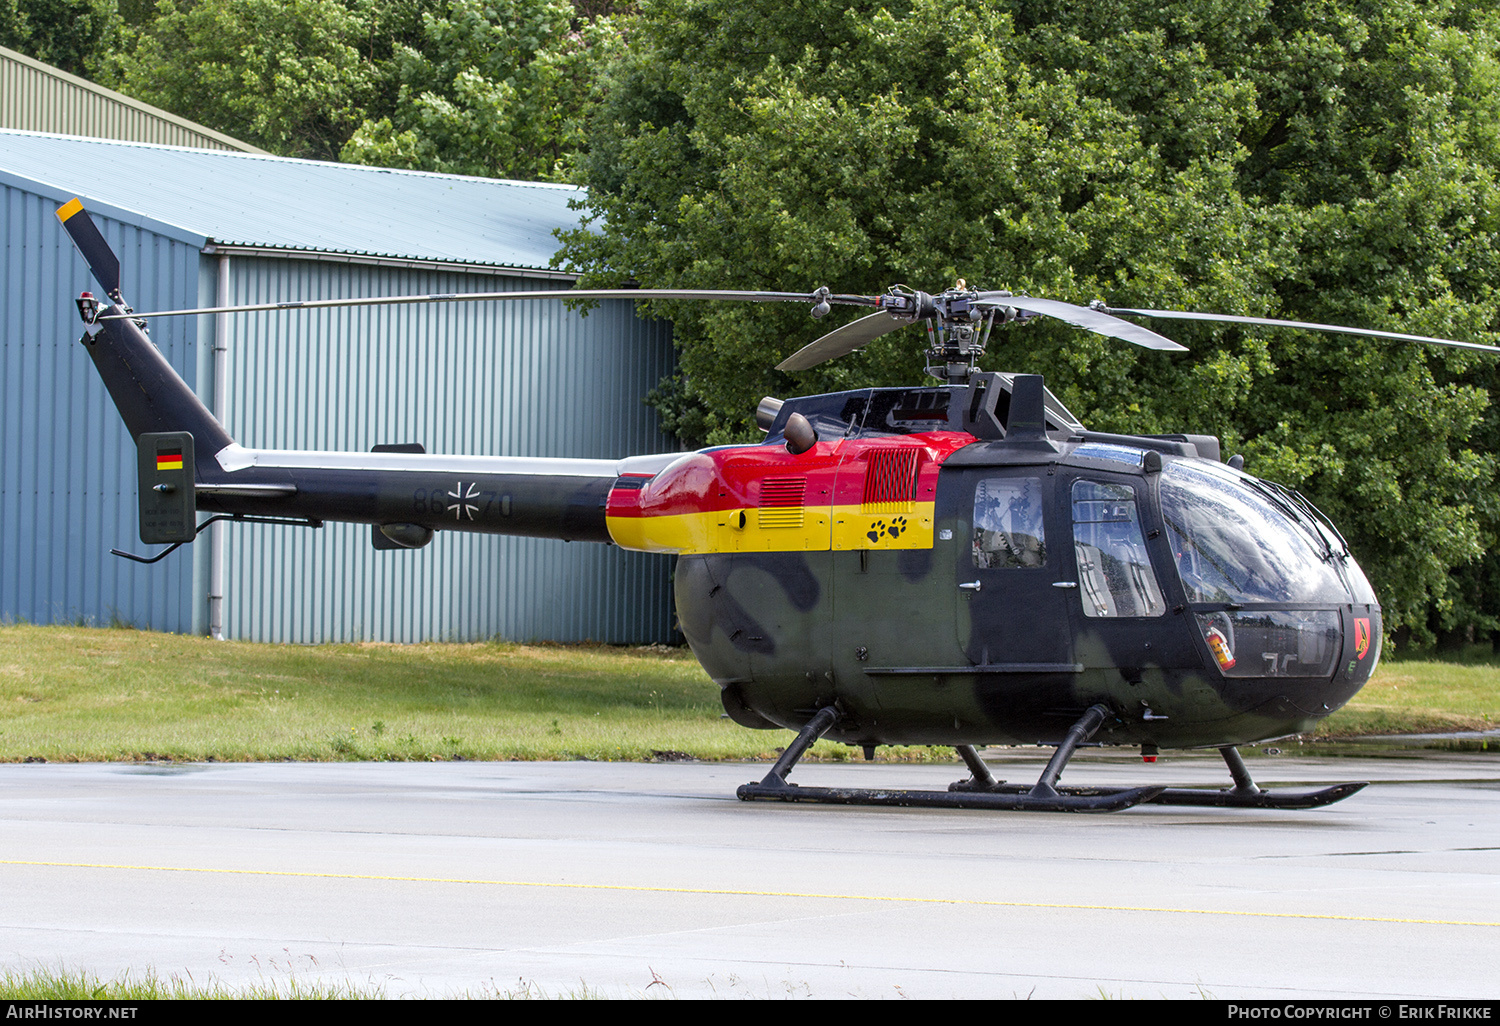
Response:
[758, 477, 806, 528]
[862, 450, 918, 512]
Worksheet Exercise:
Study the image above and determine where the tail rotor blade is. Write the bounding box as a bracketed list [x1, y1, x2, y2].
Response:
[777, 312, 907, 372]
[56, 198, 122, 302]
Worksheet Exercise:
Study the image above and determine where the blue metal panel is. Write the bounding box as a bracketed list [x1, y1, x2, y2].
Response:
[0, 138, 682, 643]
[0, 130, 583, 272]
[220, 257, 678, 644]
[0, 182, 199, 630]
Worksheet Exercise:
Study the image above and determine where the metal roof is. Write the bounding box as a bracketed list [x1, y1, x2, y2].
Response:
[0, 129, 586, 272]
[1, 46, 268, 153]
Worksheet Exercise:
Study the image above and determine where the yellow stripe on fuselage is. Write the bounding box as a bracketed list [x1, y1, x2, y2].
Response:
[607, 503, 935, 555]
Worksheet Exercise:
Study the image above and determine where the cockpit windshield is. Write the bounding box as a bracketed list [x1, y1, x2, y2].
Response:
[1159, 460, 1354, 606]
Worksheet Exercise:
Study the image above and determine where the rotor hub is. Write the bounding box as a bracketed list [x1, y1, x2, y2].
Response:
[903, 286, 1012, 384]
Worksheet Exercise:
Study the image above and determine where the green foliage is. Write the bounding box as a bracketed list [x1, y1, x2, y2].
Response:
[97, 0, 617, 175]
[21, 0, 1499, 638]
[340, 0, 622, 181]
[0, 964, 384, 998]
[0, 0, 126, 77]
[108, 0, 379, 159]
[562, 0, 1500, 640]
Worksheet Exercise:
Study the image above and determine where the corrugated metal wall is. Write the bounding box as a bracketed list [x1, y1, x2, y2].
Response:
[0, 182, 201, 631]
[1, 173, 679, 644]
[219, 256, 679, 644]
[0, 46, 263, 152]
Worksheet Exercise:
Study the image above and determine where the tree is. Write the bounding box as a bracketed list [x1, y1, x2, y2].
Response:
[0, 0, 125, 78]
[108, 0, 386, 160]
[560, 0, 1500, 641]
[340, 0, 622, 182]
[106, 0, 616, 177]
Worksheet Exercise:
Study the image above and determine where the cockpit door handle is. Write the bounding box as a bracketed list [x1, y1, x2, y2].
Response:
[958, 581, 981, 592]
[1052, 581, 1079, 589]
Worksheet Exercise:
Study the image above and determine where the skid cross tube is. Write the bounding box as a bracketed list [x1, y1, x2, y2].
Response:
[954, 744, 1002, 789]
[1031, 703, 1109, 798]
[755, 706, 839, 789]
[738, 704, 1164, 813]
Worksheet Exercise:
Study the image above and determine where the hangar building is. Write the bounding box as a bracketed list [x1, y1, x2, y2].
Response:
[0, 129, 677, 644]
[1, 44, 266, 152]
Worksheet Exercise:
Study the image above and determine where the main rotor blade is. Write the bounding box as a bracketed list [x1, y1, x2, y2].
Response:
[55, 198, 122, 301]
[101, 288, 839, 321]
[993, 296, 1189, 352]
[776, 312, 906, 372]
[1102, 306, 1500, 354]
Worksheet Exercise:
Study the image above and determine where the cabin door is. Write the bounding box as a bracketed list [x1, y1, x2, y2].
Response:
[953, 467, 1075, 670]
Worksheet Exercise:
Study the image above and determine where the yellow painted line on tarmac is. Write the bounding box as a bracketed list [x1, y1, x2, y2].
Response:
[3, 858, 1496, 929]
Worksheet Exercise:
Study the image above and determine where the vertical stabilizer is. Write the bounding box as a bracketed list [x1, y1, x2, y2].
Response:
[58, 199, 235, 467]
[82, 310, 234, 458]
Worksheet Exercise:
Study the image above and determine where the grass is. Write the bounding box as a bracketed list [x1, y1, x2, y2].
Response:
[0, 624, 1494, 763]
[0, 965, 381, 999]
[0, 965, 626, 999]
[1312, 657, 1499, 737]
[0, 623, 896, 763]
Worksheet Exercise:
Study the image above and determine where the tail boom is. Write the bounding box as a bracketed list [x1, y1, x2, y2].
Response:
[197, 447, 679, 544]
[87, 304, 680, 546]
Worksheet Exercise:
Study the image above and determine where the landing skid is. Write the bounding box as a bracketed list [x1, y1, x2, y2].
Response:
[1149, 746, 1368, 809]
[960, 782, 1367, 809]
[737, 706, 1367, 813]
[737, 781, 1163, 813]
[738, 704, 1164, 813]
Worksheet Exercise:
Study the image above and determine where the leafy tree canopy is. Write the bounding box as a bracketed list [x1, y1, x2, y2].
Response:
[0, 0, 126, 77]
[100, 0, 610, 171]
[561, 0, 1500, 642]
[107, 0, 381, 159]
[340, 0, 622, 181]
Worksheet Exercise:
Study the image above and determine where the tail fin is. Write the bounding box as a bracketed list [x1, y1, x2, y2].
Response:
[58, 200, 233, 457]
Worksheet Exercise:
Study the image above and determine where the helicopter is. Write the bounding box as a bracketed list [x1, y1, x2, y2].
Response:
[54, 197, 1500, 813]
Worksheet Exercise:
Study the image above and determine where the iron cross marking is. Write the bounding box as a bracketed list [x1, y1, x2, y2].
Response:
[447, 481, 480, 521]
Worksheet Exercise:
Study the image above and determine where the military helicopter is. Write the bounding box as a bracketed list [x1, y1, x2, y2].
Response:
[55, 198, 1499, 813]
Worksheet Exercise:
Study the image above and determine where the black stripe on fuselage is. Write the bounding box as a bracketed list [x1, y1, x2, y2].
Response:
[195, 463, 616, 543]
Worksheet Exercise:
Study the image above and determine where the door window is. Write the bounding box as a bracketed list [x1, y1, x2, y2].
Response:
[1071, 479, 1165, 617]
[972, 476, 1047, 568]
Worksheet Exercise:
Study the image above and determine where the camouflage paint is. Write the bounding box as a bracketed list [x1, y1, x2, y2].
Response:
[673, 432, 1380, 750]
[80, 288, 1381, 755]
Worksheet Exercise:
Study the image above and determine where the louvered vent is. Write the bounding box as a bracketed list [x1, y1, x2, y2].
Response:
[862, 449, 919, 513]
[758, 477, 806, 528]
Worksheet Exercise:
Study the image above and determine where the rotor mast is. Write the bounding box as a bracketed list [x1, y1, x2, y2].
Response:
[906, 282, 1020, 385]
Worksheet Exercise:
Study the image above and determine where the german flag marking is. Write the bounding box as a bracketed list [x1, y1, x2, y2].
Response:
[156, 450, 184, 471]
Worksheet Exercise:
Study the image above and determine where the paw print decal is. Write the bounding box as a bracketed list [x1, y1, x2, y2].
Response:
[866, 516, 909, 543]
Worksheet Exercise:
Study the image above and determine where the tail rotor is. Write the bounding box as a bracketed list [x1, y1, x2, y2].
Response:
[56, 198, 124, 305]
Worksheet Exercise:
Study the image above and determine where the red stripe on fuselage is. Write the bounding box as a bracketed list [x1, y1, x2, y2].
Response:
[605, 432, 976, 521]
